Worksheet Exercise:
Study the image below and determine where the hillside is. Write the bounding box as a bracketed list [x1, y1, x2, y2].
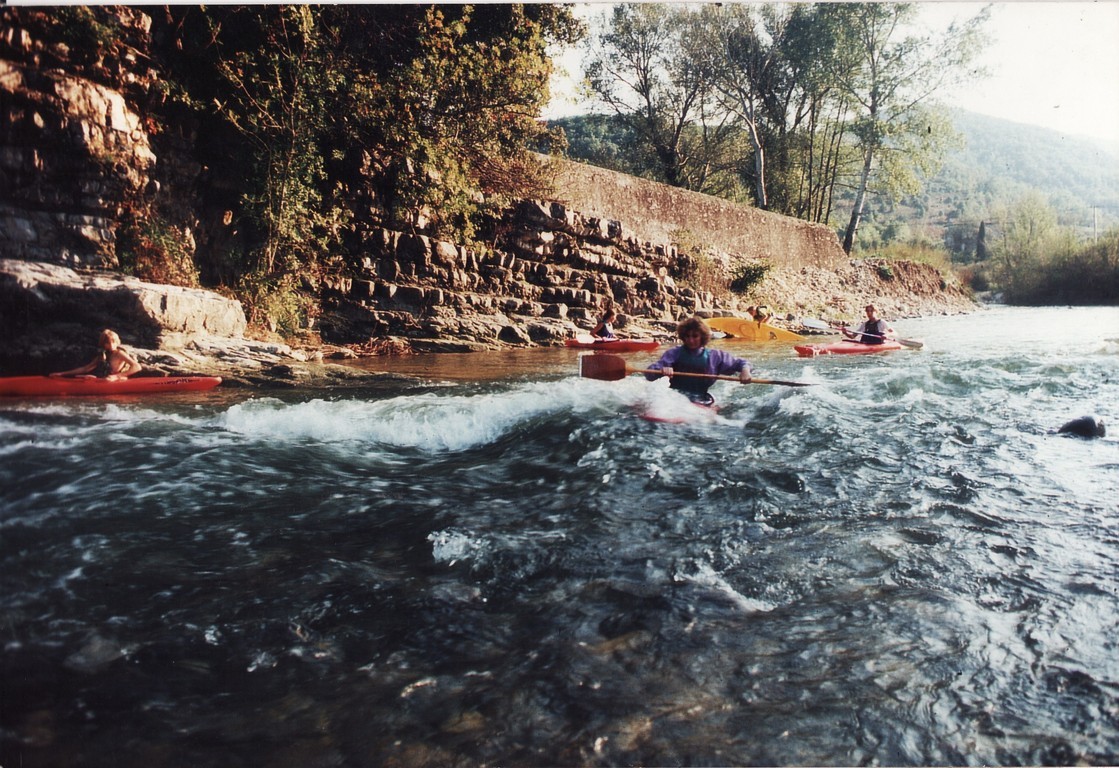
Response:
[940, 110, 1119, 211]
[890, 110, 1119, 258]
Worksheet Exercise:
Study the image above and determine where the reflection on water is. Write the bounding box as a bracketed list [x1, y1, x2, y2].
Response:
[1, 306, 1117, 767]
[346, 344, 591, 382]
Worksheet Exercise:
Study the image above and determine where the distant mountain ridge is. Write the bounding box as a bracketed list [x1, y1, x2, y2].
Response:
[936, 108, 1119, 216]
[893, 108, 1119, 259]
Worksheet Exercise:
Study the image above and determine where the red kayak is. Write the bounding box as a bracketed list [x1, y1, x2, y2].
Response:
[0, 375, 223, 397]
[639, 399, 719, 424]
[794, 340, 904, 357]
[565, 334, 659, 352]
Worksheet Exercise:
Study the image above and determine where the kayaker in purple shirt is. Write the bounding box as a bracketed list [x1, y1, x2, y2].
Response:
[645, 316, 752, 406]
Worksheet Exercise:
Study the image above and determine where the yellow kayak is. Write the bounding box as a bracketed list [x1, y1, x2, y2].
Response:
[706, 317, 804, 342]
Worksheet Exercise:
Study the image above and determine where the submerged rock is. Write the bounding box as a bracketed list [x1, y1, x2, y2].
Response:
[1057, 415, 1106, 438]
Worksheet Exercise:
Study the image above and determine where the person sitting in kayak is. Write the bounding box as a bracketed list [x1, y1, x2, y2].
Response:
[842, 304, 895, 345]
[50, 328, 142, 380]
[592, 308, 618, 340]
[644, 316, 752, 406]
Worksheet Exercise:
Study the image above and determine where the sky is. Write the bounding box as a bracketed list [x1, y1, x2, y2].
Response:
[546, 2, 1119, 147]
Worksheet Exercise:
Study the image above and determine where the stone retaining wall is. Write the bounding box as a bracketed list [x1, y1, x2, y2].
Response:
[542, 155, 848, 271]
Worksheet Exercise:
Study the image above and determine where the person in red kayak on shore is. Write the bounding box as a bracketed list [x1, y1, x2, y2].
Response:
[592, 307, 618, 340]
[645, 315, 752, 405]
[841, 304, 896, 345]
[50, 328, 142, 380]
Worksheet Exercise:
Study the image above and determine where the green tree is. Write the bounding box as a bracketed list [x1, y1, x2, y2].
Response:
[694, 4, 836, 211]
[999, 223, 1119, 305]
[991, 191, 1059, 299]
[585, 4, 718, 190]
[825, 3, 989, 254]
[546, 115, 643, 175]
[326, 5, 581, 236]
[209, 7, 335, 279]
[759, 4, 854, 222]
[693, 4, 779, 209]
[976, 220, 991, 261]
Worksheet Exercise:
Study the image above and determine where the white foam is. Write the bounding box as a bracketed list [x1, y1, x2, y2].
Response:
[217, 380, 608, 452]
[429, 529, 487, 566]
[679, 560, 777, 614]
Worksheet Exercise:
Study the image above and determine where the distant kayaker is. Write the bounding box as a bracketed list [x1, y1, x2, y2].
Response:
[841, 305, 895, 345]
[592, 308, 618, 340]
[644, 316, 752, 406]
[50, 328, 142, 380]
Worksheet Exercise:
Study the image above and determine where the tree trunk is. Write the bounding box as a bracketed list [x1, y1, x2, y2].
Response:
[842, 145, 874, 254]
[746, 121, 767, 210]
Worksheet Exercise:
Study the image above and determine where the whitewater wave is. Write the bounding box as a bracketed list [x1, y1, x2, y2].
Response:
[217, 379, 619, 452]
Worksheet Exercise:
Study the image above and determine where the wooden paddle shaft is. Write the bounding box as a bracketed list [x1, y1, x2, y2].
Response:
[836, 325, 887, 340]
[629, 366, 811, 387]
[578, 354, 811, 386]
[630, 366, 739, 382]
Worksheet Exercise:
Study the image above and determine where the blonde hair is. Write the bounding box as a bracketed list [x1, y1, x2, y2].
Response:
[98, 329, 121, 348]
[676, 316, 712, 346]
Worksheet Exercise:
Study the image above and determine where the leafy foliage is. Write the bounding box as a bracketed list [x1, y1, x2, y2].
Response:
[144, 4, 581, 330]
[210, 7, 337, 278]
[52, 6, 120, 65]
[822, 3, 988, 253]
[116, 211, 201, 288]
[669, 229, 731, 297]
[729, 262, 772, 294]
[996, 226, 1119, 305]
[577, 2, 988, 254]
[584, 5, 728, 191]
[546, 115, 644, 176]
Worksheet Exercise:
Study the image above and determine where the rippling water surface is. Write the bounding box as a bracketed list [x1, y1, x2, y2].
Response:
[2, 306, 1117, 767]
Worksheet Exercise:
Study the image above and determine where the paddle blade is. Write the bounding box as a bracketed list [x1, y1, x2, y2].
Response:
[898, 338, 924, 349]
[579, 354, 629, 381]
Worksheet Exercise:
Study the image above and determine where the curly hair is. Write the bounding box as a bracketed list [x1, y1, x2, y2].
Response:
[675, 316, 712, 346]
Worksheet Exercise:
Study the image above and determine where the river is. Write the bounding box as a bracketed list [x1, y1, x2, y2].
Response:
[2, 305, 1117, 767]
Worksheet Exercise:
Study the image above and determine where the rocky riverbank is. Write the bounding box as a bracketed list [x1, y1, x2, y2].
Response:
[1, 255, 975, 390]
[0, 257, 373, 389]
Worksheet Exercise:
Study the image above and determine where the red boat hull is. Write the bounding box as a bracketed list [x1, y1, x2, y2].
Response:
[0, 375, 223, 397]
[794, 340, 904, 357]
[639, 400, 719, 424]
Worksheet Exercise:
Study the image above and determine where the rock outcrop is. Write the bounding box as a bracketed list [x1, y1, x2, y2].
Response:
[0, 8, 159, 267]
[0, 257, 239, 372]
[0, 257, 382, 386]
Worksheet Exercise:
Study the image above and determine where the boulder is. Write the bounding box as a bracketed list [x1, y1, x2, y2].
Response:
[0, 257, 246, 373]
